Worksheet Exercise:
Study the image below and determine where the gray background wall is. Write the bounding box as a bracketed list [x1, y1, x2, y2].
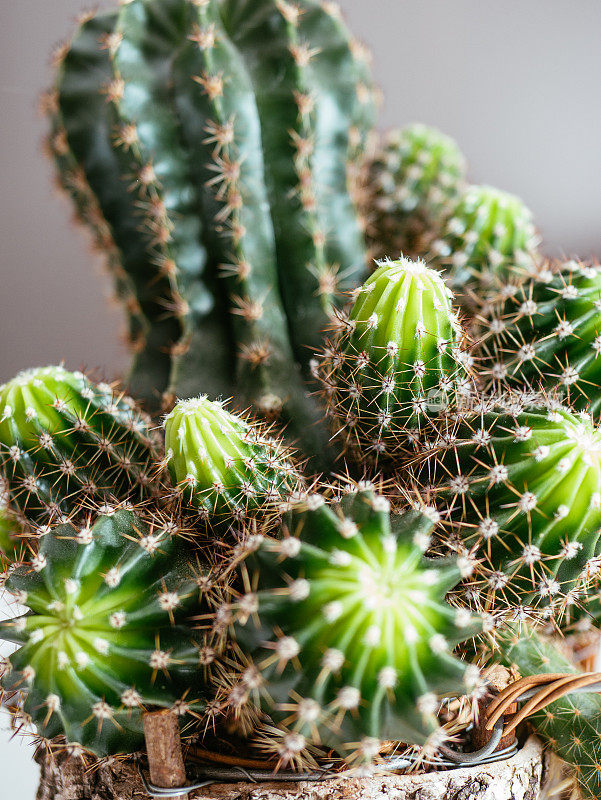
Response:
[1, 1, 601, 795]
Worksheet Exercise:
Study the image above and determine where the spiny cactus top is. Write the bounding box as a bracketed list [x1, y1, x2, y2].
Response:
[213, 489, 481, 767]
[366, 123, 467, 261]
[479, 259, 601, 416]
[0, 508, 211, 756]
[318, 257, 470, 461]
[164, 397, 302, 524]
[428, 185, 540, 297]
[417, 400, 601, 621]
[0, 366, 157, 531]
[48, 0, 377, 469]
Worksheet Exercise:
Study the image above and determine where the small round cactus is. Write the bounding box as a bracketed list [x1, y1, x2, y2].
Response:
[428, 185, 540, 297]
[416, 400, 601, 621]
[213, 489, 481, 767]
[479, 259, 601, 416]
[0, 366, 157, 530]
[366, 123, 467, 261]
[318, 257, 471, 462]
[0, 507, 211, 756]
[163, 397, 302, 524]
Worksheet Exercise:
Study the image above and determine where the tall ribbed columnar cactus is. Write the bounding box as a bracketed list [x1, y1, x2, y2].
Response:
[479, 259, 601, 415]
[0, 366, 157, 531]
[317, 257, 471, 462]
[213, 489, 481, 766]
[0, 508, 212, 756]
[415, 401, 601, 620]
[428, 185, 540, 297]
[47, 0, 377, 466]
[164, 396, 302, 523]
[366, 124, 467, 262]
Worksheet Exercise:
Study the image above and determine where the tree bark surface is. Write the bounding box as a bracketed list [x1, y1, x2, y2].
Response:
[35, 737, 544, 800]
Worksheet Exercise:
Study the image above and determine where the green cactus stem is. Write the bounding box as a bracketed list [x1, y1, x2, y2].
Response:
[213, 488, 481, 767]
[416, 400, 601, 621]
[163, 396, 302, 525]
[0, 480, 22, 563]
[0, 366, 158, 530]
[479, 259, 601, 416]
[428, 185, 540, 298]
[317, 257, 471, 463]
[366, 124, 467, 262]
[0, 507, 214, 756]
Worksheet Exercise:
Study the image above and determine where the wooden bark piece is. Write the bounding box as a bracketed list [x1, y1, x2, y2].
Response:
[143, 709, 187, 799]
[35, 736, 544, 800]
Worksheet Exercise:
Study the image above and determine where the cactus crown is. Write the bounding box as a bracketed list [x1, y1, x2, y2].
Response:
[214, 489, 481, 767]
[0, 366, 157, 531]
[0, 507, 211, 756]
[163, 396, 302, 524]
[318, 257, 470, 461]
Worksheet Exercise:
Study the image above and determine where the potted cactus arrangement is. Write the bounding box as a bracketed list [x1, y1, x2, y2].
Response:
[4, 2, 601, 799]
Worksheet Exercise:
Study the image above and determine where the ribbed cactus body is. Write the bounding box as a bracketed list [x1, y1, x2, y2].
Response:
[367, 124, 467, 261]
[49, 0, 377, 468]
[215, 490, 480, 764]
[420, 402, 601, 617]
[480, 260, 601, 415]
[0, 367, 157, 529]
[0, 509, 207, 755]
[428, 185, 540, 296]
[319, 258, 469, 461]
[164, 397, 301, 522]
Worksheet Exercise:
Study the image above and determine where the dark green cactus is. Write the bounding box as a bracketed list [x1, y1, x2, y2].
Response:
[428, 185, 540, 298]
[213, 489, 481, 766]
[366, 124, 467, 262]
[163, 396, 302, 523]
[48, 0, 378, 468]
[317, 257, 471, 462]
[415, 400, 601, 621]
[479, 259, 601, 416]
[0, 508, 212, 756]
[0, 481, 22, 562]
[0, 366, 157, 530]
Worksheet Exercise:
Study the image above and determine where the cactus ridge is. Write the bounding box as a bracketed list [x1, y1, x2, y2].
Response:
[0, 507, 214, 756]
[163, 396, 303, 524]
[0, 366, 158, 531]
[366, 124, 467, 262]
[212, 488, 481, 767]
[428, 185, 540, 297]
[318, 257, 471, 462]
[415, 400, 601, 621]
[479, 259, 601, 416]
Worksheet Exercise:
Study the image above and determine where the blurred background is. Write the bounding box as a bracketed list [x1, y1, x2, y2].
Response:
[2, 0, 601, 795]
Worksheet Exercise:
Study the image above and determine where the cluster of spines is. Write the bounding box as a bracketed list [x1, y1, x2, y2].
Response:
[0, 366, 158, 532]
[477, 259, 601, 416]
[0, 505, 222, 756]
[209, 488, 482, 769]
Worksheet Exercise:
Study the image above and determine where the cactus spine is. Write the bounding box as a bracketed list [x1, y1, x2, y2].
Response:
[416, 401, 601, 620]
[0, 508, 210, 756]
[479, 259, 601, 415]
[366, 124, 467, 262]
[164, 396, 302, 523]
[0, 366, 157, 530]
[213, 489, 481, 766]
[428, 185, 540, 297]
[318, 257, 470, 462]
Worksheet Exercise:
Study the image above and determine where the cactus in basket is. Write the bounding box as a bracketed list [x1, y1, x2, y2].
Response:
[317, 257, 472, 463]
[478, 259, 601, 416]
[365, 124, 467, 261]
[427, 185, 540, 298]
[163, 396, 303, 524]
[0, 507, 218, 756]
[212, 488, 482, 767]
[0, 366, 158, 531]
[414, 400, 601, 621]
[47, 0, 378, 467]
